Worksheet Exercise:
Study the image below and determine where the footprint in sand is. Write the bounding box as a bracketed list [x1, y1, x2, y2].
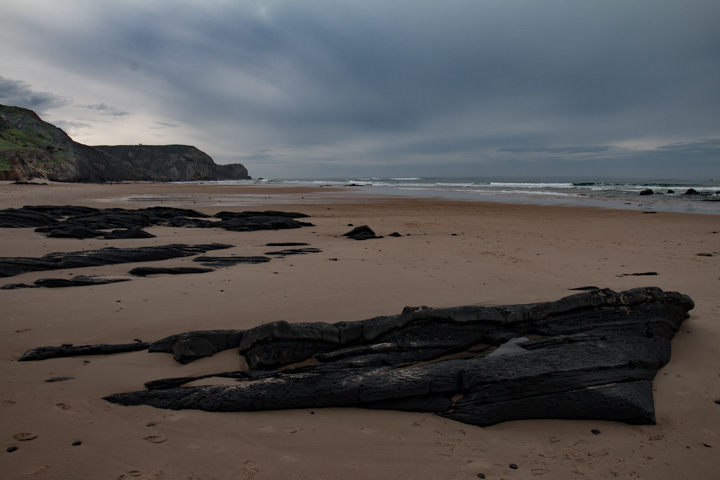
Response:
[143, 435, 167, 444]
[13, 432, 38, 441]
[55, 402, 71, 410]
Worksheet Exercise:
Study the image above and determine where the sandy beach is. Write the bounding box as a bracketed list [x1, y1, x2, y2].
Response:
[1, 181, 718, 479]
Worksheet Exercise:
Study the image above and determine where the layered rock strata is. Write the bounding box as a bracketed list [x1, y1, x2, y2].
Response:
[18, 287, 694, 427]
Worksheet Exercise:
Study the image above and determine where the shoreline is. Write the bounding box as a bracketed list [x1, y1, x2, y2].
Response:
[1, 181, 718, 479]
[3, 180, 720, 215]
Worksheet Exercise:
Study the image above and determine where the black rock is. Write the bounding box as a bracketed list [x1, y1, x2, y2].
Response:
[0, 243, 233, 278]
[639, 189, 654, 196]
[0, 209, 59, 228]
[2, 275, 130, 289]
[264, 248, 322, 256]
[45, 376, 74, 382]
[129, 267, 214, 277]
[34, 275, 131, 288]
[45, 226, 102, 239]
[0, 206, 314, 238]
[149, 330, 245, 364]
[193, 256, 271, 267]
[218, 215, 313, 232]
[266, 242, 310, 247]
[100, 287, 693, 427]
[19, 342, 150, 361]
[103, 227, 156, 239]
[343, 225, 381, 240]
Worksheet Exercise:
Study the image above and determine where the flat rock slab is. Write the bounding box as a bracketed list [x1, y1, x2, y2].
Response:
[128, 267, 215, 277]
[2, 275, 131, 289]
[0, 243, 232, 278]
[17, 287, 694, 427]
[193, 256, 271, 267]
[0, 206, 314, 238]
[264, 248, 322, 256]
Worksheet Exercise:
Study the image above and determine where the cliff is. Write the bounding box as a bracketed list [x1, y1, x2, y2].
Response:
[0, 105, 249, 182]
[94, 145, 249, 182]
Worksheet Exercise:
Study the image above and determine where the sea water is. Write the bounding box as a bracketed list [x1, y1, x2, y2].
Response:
[178, 176, 720, 215]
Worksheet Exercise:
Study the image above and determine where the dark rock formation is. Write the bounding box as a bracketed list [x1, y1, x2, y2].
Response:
[639, 189, 654, 196]
[264, 248, 322, 256]
[0, 206, 315, 238]
[19, 342, 149, 361]
[20, 287, 691, 427]
[193, 256, 271, 267]
[343, 225, 381, 240]
[128, 266, 215, 277]
[149, 330, 245, 364]
[0, 243, 232, 278]
[214, 211, 313, 232]
[0, 275, 131, 289]
[265, 242, 310, 247]
[102, 228, 156, 239]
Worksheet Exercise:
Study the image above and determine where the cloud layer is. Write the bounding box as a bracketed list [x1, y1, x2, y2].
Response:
[2, 0, 719, 178]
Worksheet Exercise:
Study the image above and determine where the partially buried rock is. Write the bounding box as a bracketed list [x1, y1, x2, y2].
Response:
[102, 287, 693, 428]
[34, 275, 131, 288]
[103, 227, 156, 239]
[639, 189, 654, 196]
[193, 256, 271, 267]
[129, 267, 214, 277]
[0, 243, 232, 278]
[342, 225, 381, 240]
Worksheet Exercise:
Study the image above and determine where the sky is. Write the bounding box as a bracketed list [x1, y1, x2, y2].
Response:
[1, 0, 719, 180]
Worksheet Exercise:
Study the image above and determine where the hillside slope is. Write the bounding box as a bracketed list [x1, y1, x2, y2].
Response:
[0, 105, 249, 182]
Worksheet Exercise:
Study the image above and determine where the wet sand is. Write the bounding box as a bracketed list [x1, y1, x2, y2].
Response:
[1, 181, 718, 479]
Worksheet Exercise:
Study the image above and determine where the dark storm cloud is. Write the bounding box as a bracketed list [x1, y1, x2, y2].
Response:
[2, 1, 719, 177]
[0, 76, 68, 113]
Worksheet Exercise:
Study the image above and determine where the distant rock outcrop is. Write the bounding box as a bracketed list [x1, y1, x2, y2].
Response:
[0, 104, 249, 182]
[94, 145, 249, 182]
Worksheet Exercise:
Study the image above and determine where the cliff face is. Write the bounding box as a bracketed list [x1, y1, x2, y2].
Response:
[0, 105, 250, 182]
[94, 145, 249, 182]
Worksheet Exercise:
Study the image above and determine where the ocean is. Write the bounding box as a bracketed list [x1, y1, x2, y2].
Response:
[178, 176, 720, 215]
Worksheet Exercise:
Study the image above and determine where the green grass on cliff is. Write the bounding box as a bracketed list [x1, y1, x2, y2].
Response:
[0, 129, 70, 172]
[0, 128, 52, 150]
